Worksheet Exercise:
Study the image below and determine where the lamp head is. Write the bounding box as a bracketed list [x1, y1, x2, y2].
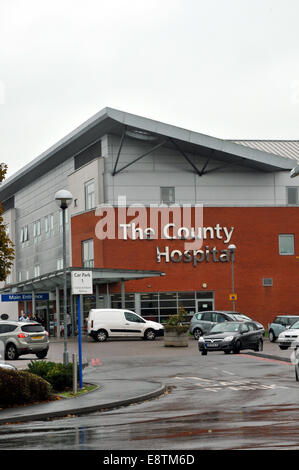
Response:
[55, 189, 73, 209]
[290, 165, 299, 179]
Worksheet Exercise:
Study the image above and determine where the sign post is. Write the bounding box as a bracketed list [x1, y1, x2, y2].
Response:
[71, 271, 93, 389]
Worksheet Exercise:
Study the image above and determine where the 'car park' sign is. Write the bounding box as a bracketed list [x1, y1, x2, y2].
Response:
[71, 271, 93, 295]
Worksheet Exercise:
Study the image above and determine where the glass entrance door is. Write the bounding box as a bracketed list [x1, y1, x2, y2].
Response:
[196, 299, 214, 312]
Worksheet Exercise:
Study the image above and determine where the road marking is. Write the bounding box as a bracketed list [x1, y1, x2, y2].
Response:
[239, 354, 293, 365]
[173, 376, 290, 393]
[222, 370, 235, 375]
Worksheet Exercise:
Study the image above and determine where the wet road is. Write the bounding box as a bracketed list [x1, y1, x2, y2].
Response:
[1, 338, 299, 450]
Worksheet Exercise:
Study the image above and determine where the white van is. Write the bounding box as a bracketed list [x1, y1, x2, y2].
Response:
[87, 309, 164, 342]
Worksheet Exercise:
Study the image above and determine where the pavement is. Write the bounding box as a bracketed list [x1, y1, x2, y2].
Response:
[0, 336, 294, 425]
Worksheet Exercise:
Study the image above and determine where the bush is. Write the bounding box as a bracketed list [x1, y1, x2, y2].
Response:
[164, 306, 190, 334]
[0, 368, 51, 407]
[27, 361, 76, 392]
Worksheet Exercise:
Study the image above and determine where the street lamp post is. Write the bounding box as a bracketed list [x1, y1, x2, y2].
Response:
[290, 165, 299, 380]
[228, 244, 237, 312]
[55, 189, 73, 365]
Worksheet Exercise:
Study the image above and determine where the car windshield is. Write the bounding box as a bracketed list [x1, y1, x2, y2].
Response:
[209, 322, 241, 333]
[290, 321, 299, 329]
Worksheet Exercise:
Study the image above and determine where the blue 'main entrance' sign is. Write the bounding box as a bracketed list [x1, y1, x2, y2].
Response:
[1, 293, 49, 302]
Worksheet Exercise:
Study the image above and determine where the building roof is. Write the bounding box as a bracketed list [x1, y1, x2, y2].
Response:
[231, 140, 299, 161]
[0, 108, 296, 202]
[0, 267, 165, 293]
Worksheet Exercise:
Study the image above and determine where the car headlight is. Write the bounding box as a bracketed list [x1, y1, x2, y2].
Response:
[224, 336, 234, 341]
[198, 336, 204, 342]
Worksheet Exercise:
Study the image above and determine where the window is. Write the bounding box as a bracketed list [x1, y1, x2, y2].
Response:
[45, 216, 49, 233]
[21, 324, 44, 333]
[82, 239, 94, 268]
[214, 313, 226, 323]
[20, 226, 29, 243]
[57, 258, 64, 270]
[85, 180, 95, 210]
[34, 265, 40, 277]
[18, 272, 22, 282]
[279, 234, 295, 255]
[124, 312, 145, 323]
[0, 324, 17, 334]
[287, 187, 299, 205]
[202, 312, 213, 322]
[263, 278, 273, 286]
[160, 187, 175, 205]
[50, 214, 54, 231]
[33, 220, 41, 241]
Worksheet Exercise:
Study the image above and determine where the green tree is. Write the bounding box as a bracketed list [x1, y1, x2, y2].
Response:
[0, 164, 14, 280]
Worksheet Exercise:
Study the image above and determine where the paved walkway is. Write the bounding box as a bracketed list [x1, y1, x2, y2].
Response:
[0, 375, 166, 424]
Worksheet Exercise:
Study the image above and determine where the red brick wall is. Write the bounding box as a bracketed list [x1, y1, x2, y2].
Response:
[71, 207, 299, 327]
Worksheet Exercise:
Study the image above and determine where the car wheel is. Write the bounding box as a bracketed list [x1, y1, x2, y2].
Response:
[224, 350, 231, 354]
[233, 340, 241, 354]
[95, 329, 108, 342]
[254, 339, 263, 352]
[279, 345, 289, 350]
[201, 350, 207, 356]
[36, 350, 48, 359]
[144, 329, 156, 341]
[193, 328, 203, 340]
[5, 344, 19, 360]
[269, 330, 276, 342]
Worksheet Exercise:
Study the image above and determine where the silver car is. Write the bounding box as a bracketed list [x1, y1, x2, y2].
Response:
[0, 321, 49, 360]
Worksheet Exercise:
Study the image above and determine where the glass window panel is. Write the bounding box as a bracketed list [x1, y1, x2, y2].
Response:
[85, 180, 95, 210]
[159, 292, 177, 301]
[279, 234, 294, 255]
[287, 187, 298, 205]
[160, 186, 175, 204]
[141, 293, 158, 300]
[158, 300, 177, 308]
[178, 299, 196, 308]
[178, 292, 196, 300]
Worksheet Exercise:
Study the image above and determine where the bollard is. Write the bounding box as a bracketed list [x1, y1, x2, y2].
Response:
[73, 353, 78, 395]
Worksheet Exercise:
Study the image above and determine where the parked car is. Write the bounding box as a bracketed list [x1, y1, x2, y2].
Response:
[0, 363, 17, 370]
[198, 321, 264, 355]
[277, 320, 299, 350]
[0, 321, 49, 360]
[268, 315, 299, 343]
[87, 309, 164, 342]
[230, 313, 265, 335]
[190, 310, 252, 340]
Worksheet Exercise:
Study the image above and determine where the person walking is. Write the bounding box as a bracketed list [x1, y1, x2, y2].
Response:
[19, 312, 26, 321]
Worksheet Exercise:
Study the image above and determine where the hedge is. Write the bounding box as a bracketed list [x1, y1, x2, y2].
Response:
[0, 368, 52, 407]
[27, 361, 76, 392]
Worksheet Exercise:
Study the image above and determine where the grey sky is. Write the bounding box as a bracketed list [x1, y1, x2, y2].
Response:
[1, 0, 299, 178]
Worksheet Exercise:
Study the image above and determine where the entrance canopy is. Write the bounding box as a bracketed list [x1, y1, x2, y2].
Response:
[0, 267, 165, 294]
